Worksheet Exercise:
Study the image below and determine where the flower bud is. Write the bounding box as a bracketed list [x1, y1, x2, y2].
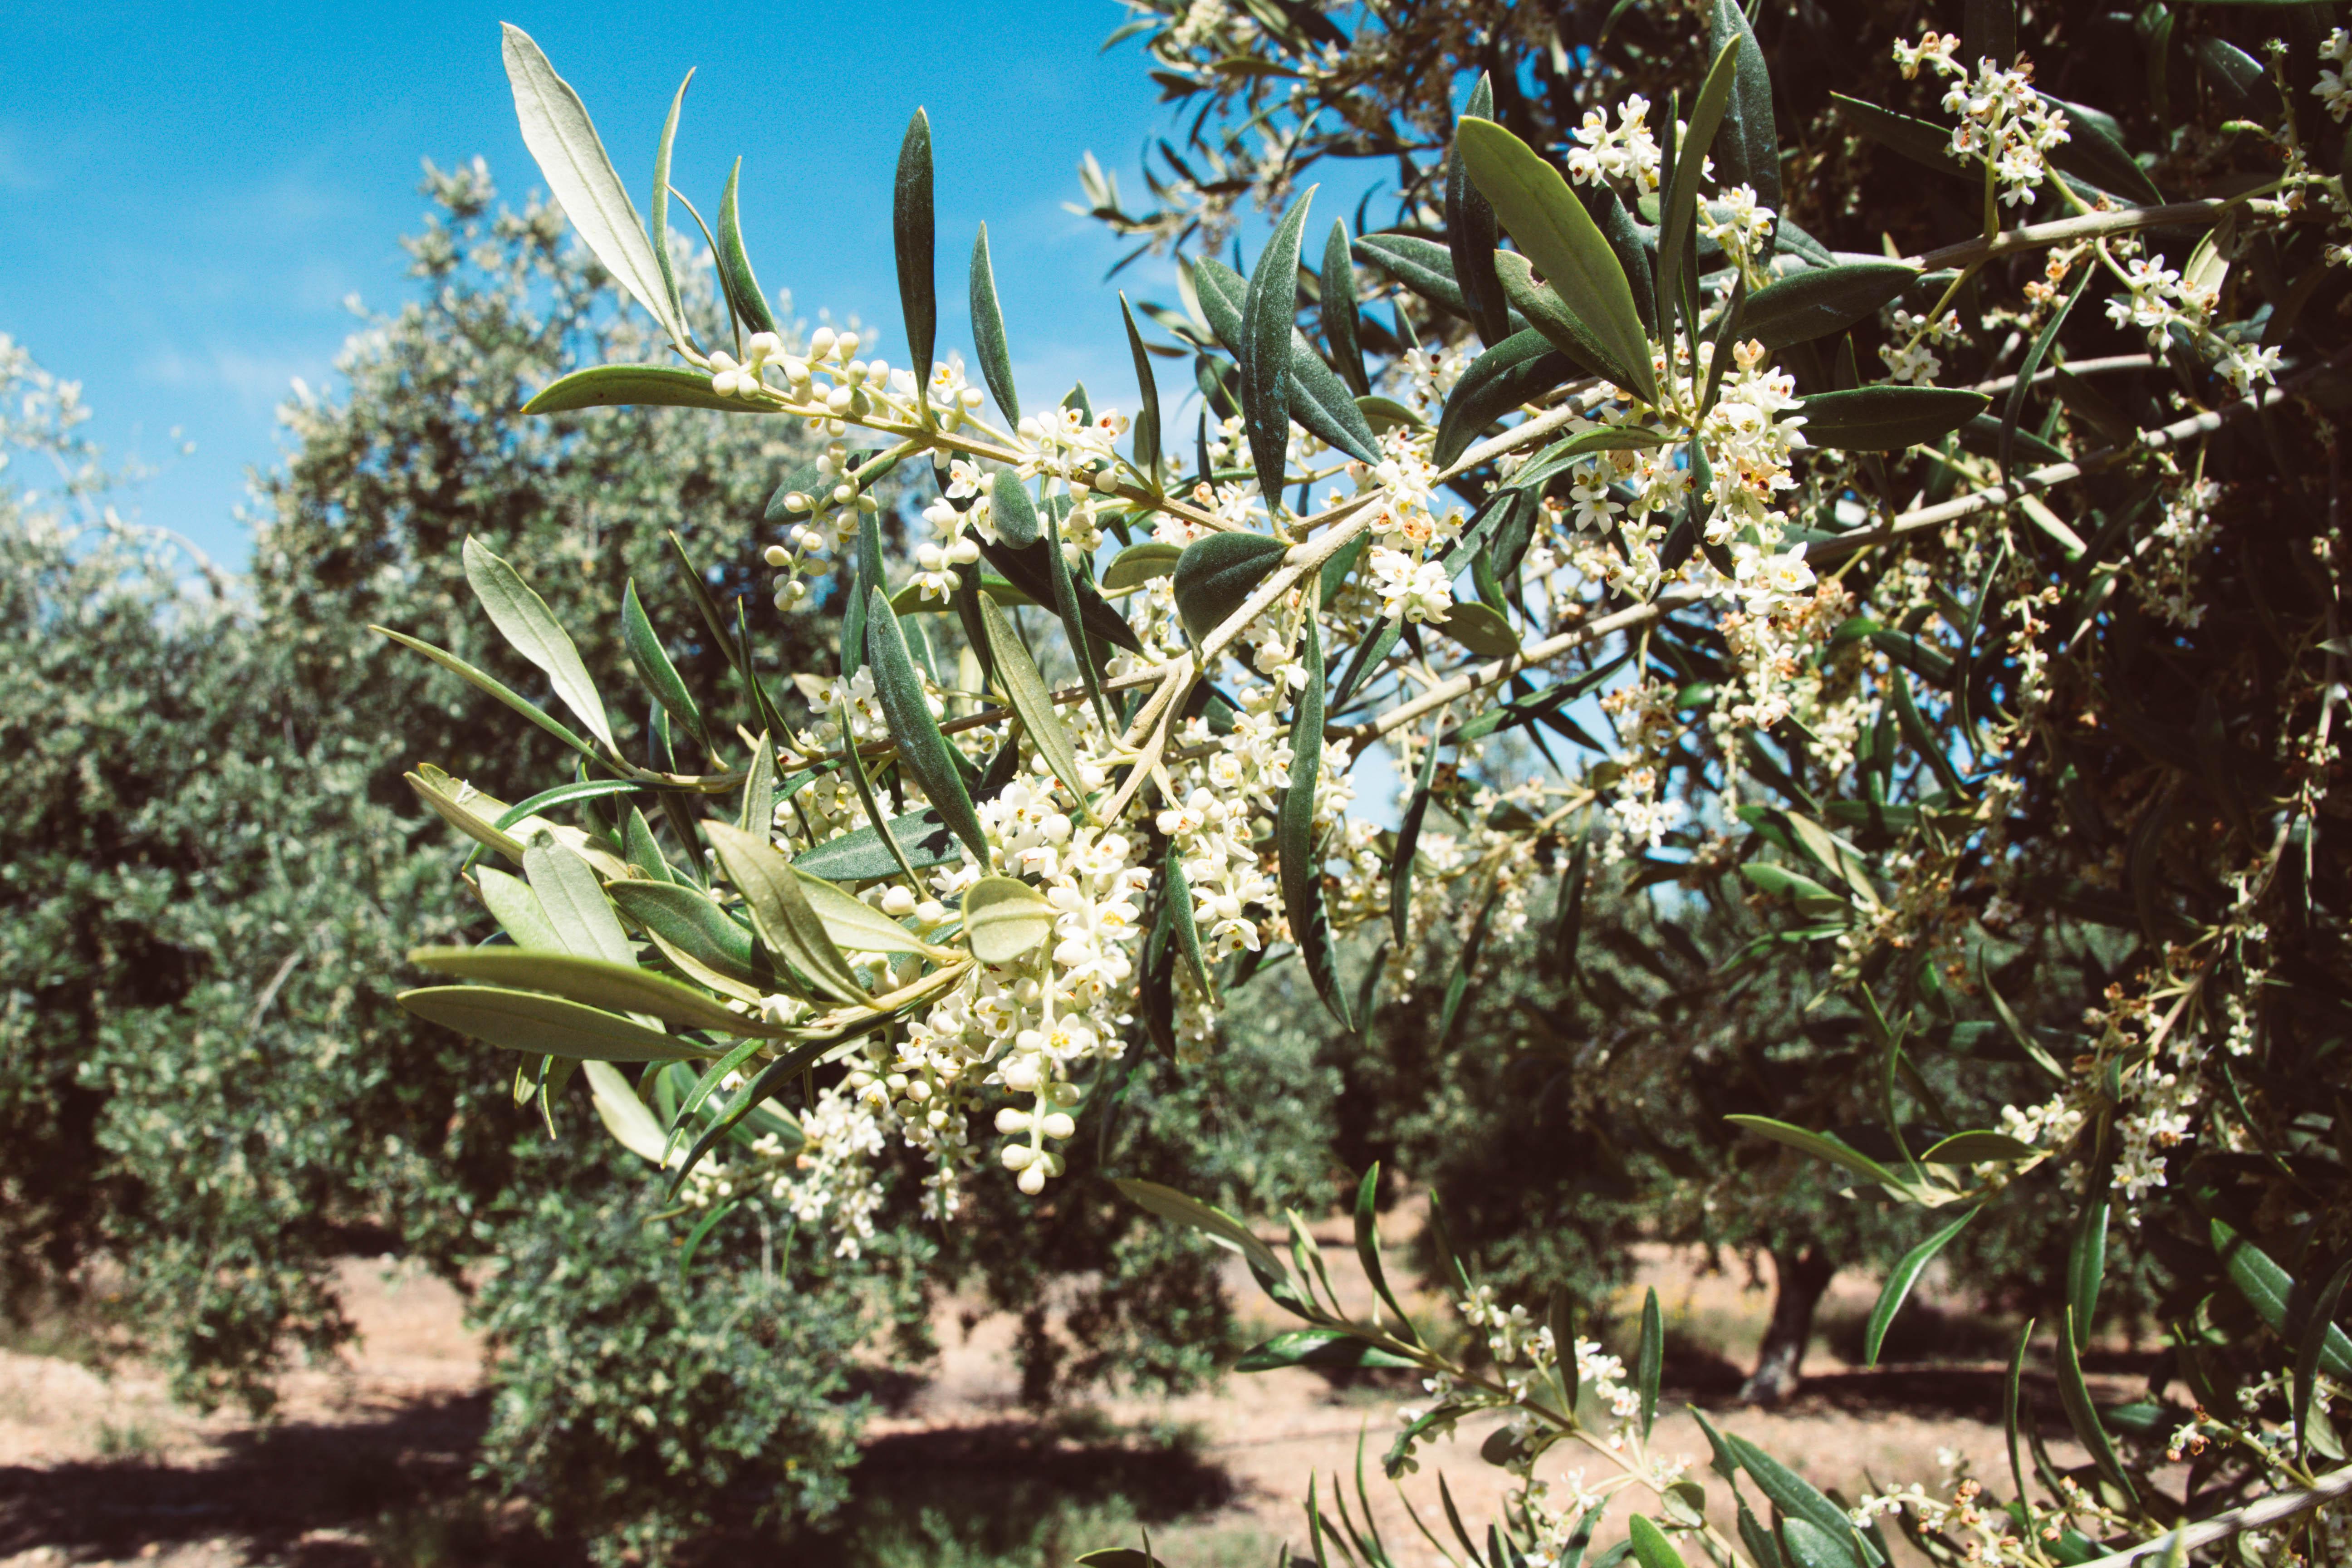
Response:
[1017, 1163, 1048, 1194]
[995, 1107, 1030, 1133]
[809, 327, 837, 358]
[827, 384, 855, 414]
[903, 1078, 931, 1103]
[1039, 1112, 1076, 1140]
[763, 544, 789, 568]
[1047, 1081, 1082, 1108]
[881, 884, 917, 916]
[1000, 1142, 1035, 1171]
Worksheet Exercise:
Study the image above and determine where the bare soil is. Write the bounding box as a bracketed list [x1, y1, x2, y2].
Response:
[0, 1239, 2143, 1567]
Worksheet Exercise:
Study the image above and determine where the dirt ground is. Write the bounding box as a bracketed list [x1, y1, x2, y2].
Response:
[0, 1234, 2137, 1568]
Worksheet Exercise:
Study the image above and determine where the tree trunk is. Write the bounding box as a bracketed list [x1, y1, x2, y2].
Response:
[1740, 1245, 1835, 1406]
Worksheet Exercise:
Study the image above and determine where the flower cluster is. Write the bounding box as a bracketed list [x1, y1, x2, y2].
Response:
[1893, 36, 2071, 208]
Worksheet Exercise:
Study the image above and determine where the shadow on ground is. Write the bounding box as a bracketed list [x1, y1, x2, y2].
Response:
[0, 1391, 583, 1567]
[0, 1393, 1236, 1567]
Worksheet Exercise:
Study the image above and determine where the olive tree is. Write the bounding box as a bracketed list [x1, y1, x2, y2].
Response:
[378, 5, 2352, 1565]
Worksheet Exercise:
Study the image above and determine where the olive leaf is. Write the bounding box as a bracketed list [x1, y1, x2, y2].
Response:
[407, 946, 774, 1036]
[1321, 218, 1368, 397]
[978, 594, 1094, 819]
[1172, 530, 1289, 646]
[463, 536, 616, 751]
[865, 585, 989, 866]
[648, 69, 692, 331]
[500, 24, 685, 347]
[1445, 73, 1509, 347]
[399, 985, 710, 1063]
[522, 364, 763, 416]
[1434, 329, 1577, 468]
[1740, 263, 1920, 350]
[703, 819, 867, 1005]
[1864, 1207, 1978, 1366]
[1793, 387, 1990, 451]
[1279, 610, 1353, 1029]
[962, 876, 1055, 963]
[1241, 188, 1316, 506]
[1192, 258, 1381, 465]
[1653, 39, 1742, 333]
[621, 579, 706, 752]
[717, 158, 780, 337]
[1455, 117, 1655, 403]
[969, 223, 1019, 424]
[894, 108, 936, 401]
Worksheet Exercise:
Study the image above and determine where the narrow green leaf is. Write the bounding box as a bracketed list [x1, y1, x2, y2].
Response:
[1722, 1434, 1881, 1564]
[622, 580, 707, 751]
[1793, 387, 1990, 451]
[1833, 95, 1972, 181]
[1726, 1114, 1904, 1187]
[1710, 0, 1780, 220]
[791, 868, 934, 956]
[704, 819, 867, 1004]
[969, 223, 1019, 424]
[2211, 1215, 2352, 1378]
[865, 586, 989, 865]
[1629, 1517, 1687, 1568]
[2296, 1258, 2352, 1461]
[2068, 1191, 2110, 1342]
[739, 732, 774, 838]
[1391, 726, 1444, 946]
[1493, 250, 1643, 392]
[717, 158, 780, 337]
[1279, 610, 1352, 1029]
[978, 595, 1093, 818]
[407, 946, 771, 1036]
[463, 536, 616, 750]
[1352, 233, 1475, 320]
[963, 875, 1055, 963]
[2058, 1307, 2138, 1504]
[1442, 600, 1520, 660]
[1102, 541, 1183, 590]
[1235, 1329, 1421, 1372]
[608, 880, 769, 990]
[479, 866, 561, 952]
[382, 631, 605, 777]
[649, 69, 692, 330]
[1113, 1177, 1296, 1297]
[2004, 1318, 2034, 1507]
[1172, 530, 1289, 646]
[399, 985, 708, 1063]
[1918, 1130, 2036, 1164]
[1042, 498, 1112, 732]
[1322, 219, 1368, 397]
[1192, 258, 1382, 464]
[1865, 1208, 1978, 1367]
[523, 840, 635, 966]
[584, 1060, 669, 1164]
[1119, 294, 1163, 478]
[1352, 1163, 1414, 1333]
[1637, 1287, 1663, 1437]
[1778, 1519, 1862, 1568]
[406, 769, 526, 862]
[1655, 40, 1743, 343]
[1241, 188, 1315, 508]
[791, 808, 964, 883]
[1446, 74, 1509, 347]
[991, 469, 1042, 548]
[1455, 118, 1655, 403]
[1742, 263, 1920, 350]
[500, 24, 684, 345]
[2001, 263, 2090, 483]
[1434, 328, 1578, 468]
[894, 108, 937, 401]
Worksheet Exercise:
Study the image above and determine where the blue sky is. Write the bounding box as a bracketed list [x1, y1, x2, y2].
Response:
[0, 0, 1269, 567]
